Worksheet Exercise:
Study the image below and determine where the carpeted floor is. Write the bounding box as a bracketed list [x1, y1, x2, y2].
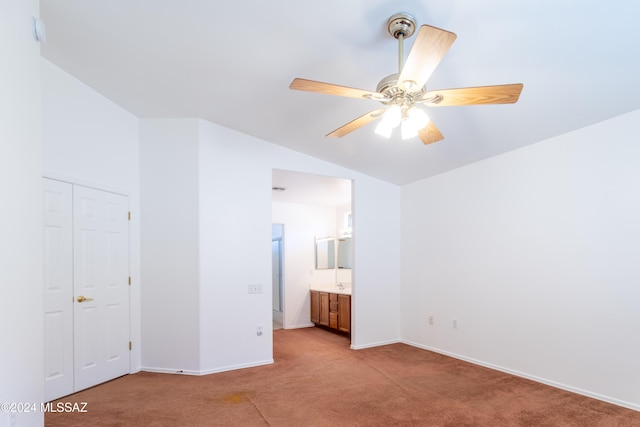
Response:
[46, 327, 640, 426]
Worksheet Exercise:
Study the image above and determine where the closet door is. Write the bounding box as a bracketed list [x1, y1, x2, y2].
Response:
[73, 185, 130, 391]
[43, 179, 74, 401]
[43, 179, 130, 400]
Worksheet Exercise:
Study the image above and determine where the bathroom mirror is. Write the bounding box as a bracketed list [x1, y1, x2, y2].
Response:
[337, 237, 352, 269]
[315, 237, 335, 269]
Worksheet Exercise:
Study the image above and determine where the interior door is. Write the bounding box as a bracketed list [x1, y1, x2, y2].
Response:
[43, 179, 74, 401]
[73, 185, 130, 391]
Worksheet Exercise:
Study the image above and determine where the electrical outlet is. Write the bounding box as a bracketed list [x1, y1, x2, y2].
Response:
[248, 284, 262, 294]
[256, 325, 263, 336]
[452, 319, 458, 329]
[428, 315, 434, 325]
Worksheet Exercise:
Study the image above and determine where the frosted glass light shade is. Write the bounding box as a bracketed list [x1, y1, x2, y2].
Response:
[407, 107, 429, 128]
[375, 120, 393, 137]
[401, 120, 419, 139]
[375, 105, 402, 137]
[401, 107, 430, 140]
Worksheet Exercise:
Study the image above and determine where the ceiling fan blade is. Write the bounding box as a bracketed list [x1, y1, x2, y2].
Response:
[418, 120, 444, 145]
[398, 25, 457, 91]
[290, 78, 380, 100]
[421, 84, 524, 106]
[326, 109, 385, 138]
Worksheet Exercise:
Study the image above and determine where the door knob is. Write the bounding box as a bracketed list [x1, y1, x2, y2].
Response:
[77, 295, 94, 303]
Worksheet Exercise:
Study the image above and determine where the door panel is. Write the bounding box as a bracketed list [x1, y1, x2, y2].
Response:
[73, 185, 129, 391]
[43, 179, 74, 401]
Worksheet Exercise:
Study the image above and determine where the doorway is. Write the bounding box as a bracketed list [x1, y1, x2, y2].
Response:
[272, 224, 284, 330]
[271, 169, 353, 342]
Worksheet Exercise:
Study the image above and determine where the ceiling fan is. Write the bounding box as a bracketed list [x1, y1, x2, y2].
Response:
[289, 13, 523, 145]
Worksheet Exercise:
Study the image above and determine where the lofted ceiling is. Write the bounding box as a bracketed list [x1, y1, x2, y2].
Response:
[272, 169, 351, 207]
[40, 1, 640, 185]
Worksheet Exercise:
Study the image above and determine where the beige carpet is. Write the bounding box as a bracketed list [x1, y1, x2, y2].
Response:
[46, 327, 640, 426]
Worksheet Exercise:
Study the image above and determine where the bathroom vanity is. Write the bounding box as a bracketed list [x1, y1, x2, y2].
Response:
[309, 287, 351, 334]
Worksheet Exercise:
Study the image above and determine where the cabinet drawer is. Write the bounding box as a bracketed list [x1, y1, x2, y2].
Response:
[329, 312, 338, 329]
[329, 301, 339, 312]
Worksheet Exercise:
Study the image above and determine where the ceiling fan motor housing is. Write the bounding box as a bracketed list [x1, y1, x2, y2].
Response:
[376, 73, 426, 106]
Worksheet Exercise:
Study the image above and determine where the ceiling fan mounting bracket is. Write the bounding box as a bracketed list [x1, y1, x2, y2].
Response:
[387, 13, 416, 39]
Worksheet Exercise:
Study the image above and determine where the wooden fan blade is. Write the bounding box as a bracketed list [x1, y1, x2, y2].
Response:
[326, 109, 385, 138]
[421, 84, 524, 106]
[398, 25, 457, 91]
[290, 78, 379, 100]
[418, 120, 444, 145]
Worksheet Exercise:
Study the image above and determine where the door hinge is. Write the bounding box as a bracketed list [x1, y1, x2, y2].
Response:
[128, 211, 131, 221]
[128, 276, 131, 286]
[129, 341, 132, 351]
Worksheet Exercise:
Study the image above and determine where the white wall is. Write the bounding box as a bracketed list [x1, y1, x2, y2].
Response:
[0, 1, 44, 426]
[198, 121, 273, 372]
[41, 59, 142, 372]
[350, 176, 402, 348]
[195, 119, 401, 372]
[401, 110, 640, 410]
[139, 119, 201, 373]
[272, 202, 338, 329]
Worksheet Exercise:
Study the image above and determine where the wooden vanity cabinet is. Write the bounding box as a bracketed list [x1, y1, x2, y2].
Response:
[310, 290, 350, 334]
[338, 294, 351, 333]
[329, 293, 339, 329]
[318, 292, 329, 326]
[310, 290, 330, 326]
[310, 291, 319, 324]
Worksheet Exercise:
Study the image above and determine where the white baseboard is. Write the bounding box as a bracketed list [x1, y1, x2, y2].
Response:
[141, 359, 274, 377]
[199, 359, 274, 376]
[401, 339, 640, 413]
[284, 322, 314, 329]
[141, 367, 201, 375]
[350, 338, 401, 350]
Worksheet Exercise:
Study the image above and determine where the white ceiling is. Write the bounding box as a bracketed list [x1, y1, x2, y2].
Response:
[40, 1, 640, 186]
[272, 169, 351, 207]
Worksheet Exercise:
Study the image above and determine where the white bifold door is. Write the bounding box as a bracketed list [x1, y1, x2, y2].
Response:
[43, 178, 130, 401]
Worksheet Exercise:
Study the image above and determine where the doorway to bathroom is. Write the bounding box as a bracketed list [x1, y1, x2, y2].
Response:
[271, 169, 353, 341]
[272, 224, 284, 330]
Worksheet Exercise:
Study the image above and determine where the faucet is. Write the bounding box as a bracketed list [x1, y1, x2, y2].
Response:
[336, 282, 344, 290]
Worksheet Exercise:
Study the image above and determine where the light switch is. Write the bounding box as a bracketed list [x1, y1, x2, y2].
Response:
[248, 284, 262, 294]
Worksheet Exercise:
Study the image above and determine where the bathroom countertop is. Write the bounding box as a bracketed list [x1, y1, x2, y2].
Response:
[309, 284, 352, 295]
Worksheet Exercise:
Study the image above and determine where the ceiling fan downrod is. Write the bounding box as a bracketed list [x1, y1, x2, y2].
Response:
[387, 13, 416, 73]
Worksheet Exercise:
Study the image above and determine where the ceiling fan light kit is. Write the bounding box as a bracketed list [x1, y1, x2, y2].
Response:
[289, 13, 523, 145]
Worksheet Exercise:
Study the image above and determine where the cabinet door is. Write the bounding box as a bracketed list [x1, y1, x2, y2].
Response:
[338, 294, 351, 333]
[310, 291, 319, 324]
[319, 292, 329, 326]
